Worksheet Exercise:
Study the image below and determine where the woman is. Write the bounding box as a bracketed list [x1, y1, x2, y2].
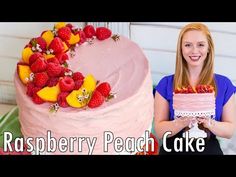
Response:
[154, 23, 236, 155]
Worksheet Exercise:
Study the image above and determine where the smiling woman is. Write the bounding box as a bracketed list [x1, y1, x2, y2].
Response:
[181, 30, 209, 68]
[154, 22, 236, 155]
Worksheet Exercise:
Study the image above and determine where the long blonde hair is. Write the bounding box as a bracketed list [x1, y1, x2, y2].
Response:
[174, 23, 217, 93]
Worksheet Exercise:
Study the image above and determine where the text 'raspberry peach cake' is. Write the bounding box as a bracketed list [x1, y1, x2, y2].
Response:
[14, 23, 154, 154]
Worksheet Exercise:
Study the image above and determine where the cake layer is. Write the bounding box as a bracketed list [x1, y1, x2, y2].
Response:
[173, 93, 215, 112]
[14, 36, 154, 154]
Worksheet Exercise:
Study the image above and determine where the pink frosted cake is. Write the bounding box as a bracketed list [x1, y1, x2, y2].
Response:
[14, 23, 154, 154]
[173, 85, 215, 138]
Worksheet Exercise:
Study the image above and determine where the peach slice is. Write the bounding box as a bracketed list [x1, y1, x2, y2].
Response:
[37, 84, 60, 102]
[54, 22, 66, 30]
[68, 33, 80, 45]
[41, 30, 54, 47]
[66, 74, 96, 108]
[17, 64, 32, 85]
[66, 88, 88, 108]
[43, 53, 55, 60]
[83, 74, 96, 92]
[63, 42, 69, 53]
[22, 47, 33, 64]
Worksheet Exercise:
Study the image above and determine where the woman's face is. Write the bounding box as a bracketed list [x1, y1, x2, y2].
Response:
[181, 30, 209, 68]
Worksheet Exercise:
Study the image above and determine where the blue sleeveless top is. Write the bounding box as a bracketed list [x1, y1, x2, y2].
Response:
[155, 74, 236, 121]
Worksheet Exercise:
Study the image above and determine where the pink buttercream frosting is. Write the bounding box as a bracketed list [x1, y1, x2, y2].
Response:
[173, 93, 215, 112]
[14, 36, 154, 154]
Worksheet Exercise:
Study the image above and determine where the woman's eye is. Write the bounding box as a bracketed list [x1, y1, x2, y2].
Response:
[199, 43, 205, 47]
[185, 44, 191, 47]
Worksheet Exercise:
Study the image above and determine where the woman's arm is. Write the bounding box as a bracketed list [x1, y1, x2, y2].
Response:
[199, 94, 236, 139]
[154, 92, 192, 139]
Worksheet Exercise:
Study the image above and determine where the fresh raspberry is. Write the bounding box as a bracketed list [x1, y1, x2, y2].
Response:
[26, 82, 35, 97]
[96, 27, 112, 40]
[34, 72, 49, 88]
[96, 82, 111, 97]
[32, 93, 44, 104]
[72, 72, 84, 81]
[32, 86, 41, 96]
[56, 53, 69, 64]
[46, 63, 62, 77]
[26, 82, 41, 97]
[35, 37, 47, 51]
[76, 30, 86, 44]
[60, 67, 72, 77]
[58, 27, 71, 41]
[83, 25, 96, 38]
[59, 77, 75, 92]
[61, 53, 69, 61]
[74, 80, 84, 90]
[47, 77, 59, 87]
[66, 23, 73, 30]
[47, 57, 60, 64]
[88, 90, 105, 108]
[49, 37, 64, 54]
[30, 37, 47, 51]
[57, 92, 70, 108]
[30, 57, 47, 73]
[29, 52, 44, 66]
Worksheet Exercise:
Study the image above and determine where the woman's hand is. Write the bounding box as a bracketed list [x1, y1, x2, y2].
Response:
[197, 117, 215, 129]
[174, 116, 195, 128]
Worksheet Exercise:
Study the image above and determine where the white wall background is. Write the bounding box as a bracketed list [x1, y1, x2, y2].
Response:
[130, 22, 236, 87]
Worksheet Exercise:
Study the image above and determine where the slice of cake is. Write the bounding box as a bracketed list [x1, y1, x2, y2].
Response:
[14, 23, 155, 154]
[173, 85, 215, 138]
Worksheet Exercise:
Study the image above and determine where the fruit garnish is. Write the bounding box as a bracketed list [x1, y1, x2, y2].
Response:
[46, 63, 62, 78]
[34, 72, 49, 88]
[66, 74, 96, 108]
[57, 92, 70, 108]
[59, 77, 75, 92]
[174, 85, 214, 94]
[96, 27, 112, 40]
[41, 30, 54, 47]
[44, 53, 55, 60]
[49, 103, 60, 113]
[17, 64, 32, 85]
[68, 33, 80, 45]
[30, 57, 47, 73]
[111, 34, 120, 42]
[37, 84, 60, 102]
[54, 22, 66, 30]
[58, 27, 71, 41]
[66, 87, 90, 108]
[30, 37, 47, 52]
[49, 37, 64, 54]
[96, 82, 111, 98]
[83, 74, 96, 92]
[88, 90, 105, 108]
[83, 25, 96, 38]
[22, 47, 33, 64]
[18, 23, 116, 110]
[29, 52, 44, 66]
